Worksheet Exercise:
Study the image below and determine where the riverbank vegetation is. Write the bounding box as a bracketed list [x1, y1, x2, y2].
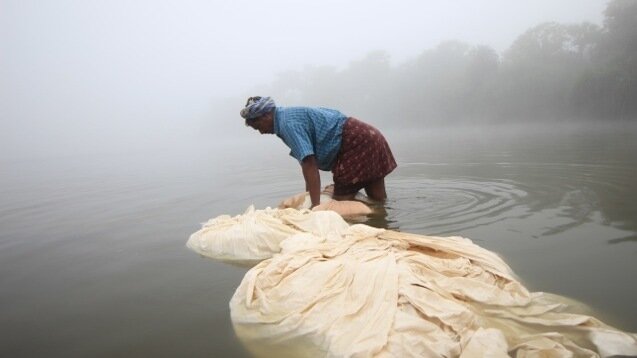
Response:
[259, 0, 636, 125]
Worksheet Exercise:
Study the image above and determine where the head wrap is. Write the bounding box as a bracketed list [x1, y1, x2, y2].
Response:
[240, 96, 276, 120]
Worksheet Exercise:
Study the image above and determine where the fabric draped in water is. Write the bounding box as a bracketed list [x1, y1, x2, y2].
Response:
[187, 207, 637, 357]
[186, 206, 304, 266]
[187, 192, 372, 266]
[278, 191, 374, 217]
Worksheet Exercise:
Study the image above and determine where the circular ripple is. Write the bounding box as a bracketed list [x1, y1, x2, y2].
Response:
[371, 161, 637, 238]
[383, 176, 528, 235]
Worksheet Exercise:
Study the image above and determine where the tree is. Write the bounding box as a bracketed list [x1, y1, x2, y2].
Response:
[572, 0, 637, 120]
[497, 22, 600, 120]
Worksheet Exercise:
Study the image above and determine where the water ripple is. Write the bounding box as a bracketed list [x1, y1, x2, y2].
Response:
[380, 161, 637, 238]
[385, 177, 528, 235]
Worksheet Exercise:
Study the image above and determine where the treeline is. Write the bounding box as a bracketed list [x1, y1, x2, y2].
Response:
[258, 0, 637, 125]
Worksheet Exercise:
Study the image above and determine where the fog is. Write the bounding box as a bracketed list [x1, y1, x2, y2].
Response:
[0, 0, 616, 161]
[3, 3, 637, 355]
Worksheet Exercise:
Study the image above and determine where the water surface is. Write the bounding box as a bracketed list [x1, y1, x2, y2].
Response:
[1, 122, 636, 357]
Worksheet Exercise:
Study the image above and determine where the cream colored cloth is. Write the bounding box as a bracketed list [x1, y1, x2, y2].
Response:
[279, 191, 373, 217]
[187, 207, 637, 357]
[186, 193, 371, 265]
[186, 206, 350, 266]
[221, 208, 637, 358]
[186, 206, 302, 266]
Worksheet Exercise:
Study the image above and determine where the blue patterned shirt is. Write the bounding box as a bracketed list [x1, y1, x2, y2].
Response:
[273, 106, 348, 171]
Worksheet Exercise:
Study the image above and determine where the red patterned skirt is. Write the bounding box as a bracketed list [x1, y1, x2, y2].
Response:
[332, 118, 397, 196]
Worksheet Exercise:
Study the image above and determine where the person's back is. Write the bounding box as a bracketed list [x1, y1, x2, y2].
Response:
[273, 106, 347, 171]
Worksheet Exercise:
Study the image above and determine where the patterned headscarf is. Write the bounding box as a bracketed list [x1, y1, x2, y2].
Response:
[240, 96, 276, 120]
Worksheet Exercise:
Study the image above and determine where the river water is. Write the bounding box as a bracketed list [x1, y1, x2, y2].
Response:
[1, 122, 636, 357]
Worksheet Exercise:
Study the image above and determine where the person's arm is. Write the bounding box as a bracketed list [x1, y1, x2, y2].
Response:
[301, 155, 321, 208]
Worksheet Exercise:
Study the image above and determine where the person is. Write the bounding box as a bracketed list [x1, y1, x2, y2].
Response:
[240, 96, 396, 208]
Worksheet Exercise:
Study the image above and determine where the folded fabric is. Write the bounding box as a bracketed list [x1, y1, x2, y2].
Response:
[187, 206, 349, 266]
[231, 209, 637, 357]
[278, 191, 373, 217]
[188, 207, 637, 357]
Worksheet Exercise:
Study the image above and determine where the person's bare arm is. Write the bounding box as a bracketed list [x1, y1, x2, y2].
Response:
[301, 155, 321, 208]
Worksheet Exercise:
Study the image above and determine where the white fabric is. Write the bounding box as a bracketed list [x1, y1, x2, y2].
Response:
[279, 191, 373, 217]
[230, 209, 636, 357]
[278, 192, 333, 210]
[186, 206, 302, 266]
[186, 206, 351, 266]
[188, 207, 637, 357]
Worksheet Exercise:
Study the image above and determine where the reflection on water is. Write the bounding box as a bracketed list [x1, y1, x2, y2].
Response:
[1, 122, 636, 356]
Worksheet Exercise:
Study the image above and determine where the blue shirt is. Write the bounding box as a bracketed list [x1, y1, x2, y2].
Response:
[273, 106, 348, 171]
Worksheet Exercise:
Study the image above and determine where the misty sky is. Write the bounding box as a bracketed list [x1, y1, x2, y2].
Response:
[0, 0, 609, 159]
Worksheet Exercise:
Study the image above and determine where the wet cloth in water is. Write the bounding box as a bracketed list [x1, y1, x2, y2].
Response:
[187, 207, 637, 357]
[332, 118, 397, 196]
[186, 206, 350, 266]
[278, 190, 373, 217]
[187, 194, 372, 266]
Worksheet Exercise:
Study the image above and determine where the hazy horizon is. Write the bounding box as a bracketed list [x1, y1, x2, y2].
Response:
[0, 0, 611, 160]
